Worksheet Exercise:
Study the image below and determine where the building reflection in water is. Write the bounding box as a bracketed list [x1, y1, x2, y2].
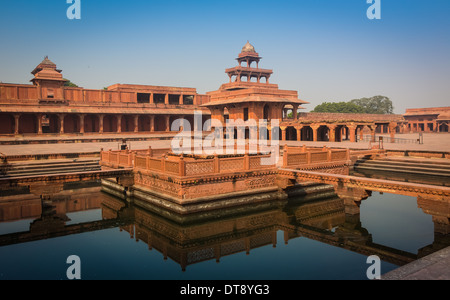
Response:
[0, 180, 448, 273]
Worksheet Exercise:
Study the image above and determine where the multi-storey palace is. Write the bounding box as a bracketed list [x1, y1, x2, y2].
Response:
[0, 42, 447, 141]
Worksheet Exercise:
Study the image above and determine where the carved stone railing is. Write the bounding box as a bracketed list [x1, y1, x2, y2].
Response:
[100, 147, 276, 178]
[282, 145, 350, 168]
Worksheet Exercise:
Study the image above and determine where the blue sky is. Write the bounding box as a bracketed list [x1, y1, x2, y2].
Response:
[1, 0, 449, 113]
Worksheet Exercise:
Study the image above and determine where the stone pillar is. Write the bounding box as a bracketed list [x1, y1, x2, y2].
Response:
[150, 93, 154, 104]
[79, 114, 85, 134]
[117, 115, 122, 133]
[165, 115, 170, 132]
[14, 114, 20, 134]
[348, 124, 357, 143]
[179, 94, 183, 105]
[134, 115, 139, 133]
[293, 105, 298, 120]
[328, 125, 336, 142]
[164, 94, 169, 105]
[281, 126, 287, 141]
[59, 114, 65, 134]
[311, 125, 319, 142]
[150, 115, 155, 132]
[296, 126, 303, 142]
[389, 122, 397, 143]
[359, 126, 365, 141]
[37, 114, 43, 135]
[99, 114, 104, 133]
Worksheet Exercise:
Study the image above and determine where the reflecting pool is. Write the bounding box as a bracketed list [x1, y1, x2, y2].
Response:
[0, 180, 447, 280]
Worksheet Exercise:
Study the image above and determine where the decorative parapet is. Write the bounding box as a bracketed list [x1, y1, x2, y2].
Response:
[282, 145, 351, 169]
[100, 147, 277, 178]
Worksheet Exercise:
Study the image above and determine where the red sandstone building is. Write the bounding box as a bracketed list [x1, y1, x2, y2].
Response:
[0, 56, 210, 136]
[403, 107, 450, 133]
[0, 42, 444, 141]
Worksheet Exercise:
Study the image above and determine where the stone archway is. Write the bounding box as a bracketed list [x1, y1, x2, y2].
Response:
[301, 126, 313, 141]
[286, 126, 297, 141]
[439, 122, 449, 133]
[317, 125, 330, 141]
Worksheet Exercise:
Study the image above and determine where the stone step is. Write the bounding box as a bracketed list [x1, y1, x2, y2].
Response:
[6, 158, 99, 167]
[0, 159, 101, 178]
[354, 164, 450, 177]
[1, 166, 102, 178]
[355, 159, 450, 174]
[7, 161, 100, 172]
[383, 157, 450, 167]
[359, 159, 450, 170]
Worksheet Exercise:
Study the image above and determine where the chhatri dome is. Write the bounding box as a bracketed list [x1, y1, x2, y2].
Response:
[241, 41, 256, 53]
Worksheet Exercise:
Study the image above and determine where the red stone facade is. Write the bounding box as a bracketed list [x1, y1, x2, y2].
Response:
[0, 57, 211, 135]
[403, 107, 450, 133]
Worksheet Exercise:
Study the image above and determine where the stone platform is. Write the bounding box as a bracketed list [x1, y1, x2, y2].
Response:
[382, 246, 450, 280]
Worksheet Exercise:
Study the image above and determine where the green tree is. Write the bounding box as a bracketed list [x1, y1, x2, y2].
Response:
[312, 101, 365, 113]
[63, 79, 78, 87]
[349, 95, 393, 114]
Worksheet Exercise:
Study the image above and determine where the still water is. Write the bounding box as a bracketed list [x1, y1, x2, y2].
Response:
[0, 180, 442, 280]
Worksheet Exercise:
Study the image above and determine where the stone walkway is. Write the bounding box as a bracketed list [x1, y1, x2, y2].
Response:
[0, 132, 449, 156]
[382, 246, 450, 280]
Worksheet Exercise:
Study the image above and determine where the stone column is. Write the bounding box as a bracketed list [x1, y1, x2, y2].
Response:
[59, 114, 65, 134]
[79, 114, 85, 134]
[99, 114, 104, 133]
[281, 126, 287, 141]
[311, 125, 319, 142]
[370, 126, 376, 142]
[134, 115, 139, 133]
[164, 94, 169, 105]
[296, 126, 303, 142]
[179, 94, 183, 105]
[348, 124, 357, 143]
[37, 114, 43, 135]
[293, 105, 299, 120]
[389, 122, 397, 143]
[150, 115, 155, 132]
[267, 126, 272, 141]
[165, 115, 170, 132]
[359, 126, 365, 141]
[14, 114, 20, 135]
[117, 115, 122, 133]
[150, 93, 154, 104]
[328, 125, 337, 142]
